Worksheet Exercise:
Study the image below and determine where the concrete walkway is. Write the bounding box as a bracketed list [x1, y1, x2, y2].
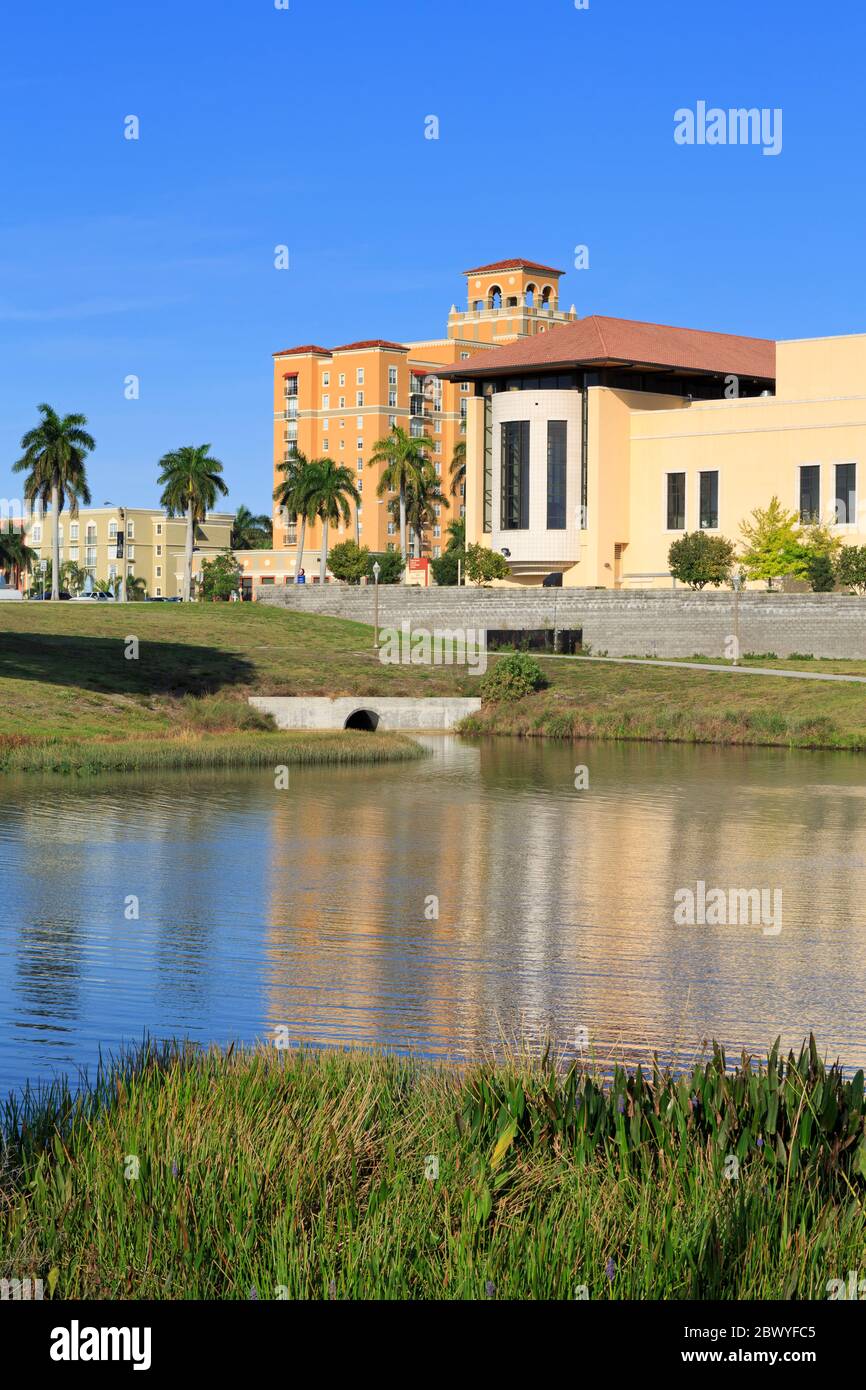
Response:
[532, 654, 866, 685]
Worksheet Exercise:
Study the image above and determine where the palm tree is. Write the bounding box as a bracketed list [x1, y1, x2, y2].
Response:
[449, 438, 466, 496]
[124, 574, 147, 601]
[60, 560, 87, 596]
[231, 504, 272, 550]
[273, 451, 322, 583]
[157, 444, 228, 601]
[368, 425, 434, 569]
[0, 532, 36, 590]
[389, 460, 447, 558]
[445, 516, 465, 552]
[12, 404, 94, 600]
[305, 459, 360, 583]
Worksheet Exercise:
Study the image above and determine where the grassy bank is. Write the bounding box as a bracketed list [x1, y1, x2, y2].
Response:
[2, 1039, 864, 1299]
[3, 604, 866, 761]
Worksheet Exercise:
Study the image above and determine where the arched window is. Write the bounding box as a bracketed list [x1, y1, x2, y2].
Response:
[525, 283, 536, 307]
[488, 285, 502, 309]
[541, 285, 553, 309]
[474, 299, 483, 311]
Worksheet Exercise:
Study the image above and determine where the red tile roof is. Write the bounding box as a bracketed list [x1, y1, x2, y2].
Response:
[463, 258, 565, 277]
[272, 344, 331, 357]
[441, 314, 776, 380]
[329, 339, 409, 352]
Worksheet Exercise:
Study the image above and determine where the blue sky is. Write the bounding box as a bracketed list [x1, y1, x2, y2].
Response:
[1, 0, 864, 515]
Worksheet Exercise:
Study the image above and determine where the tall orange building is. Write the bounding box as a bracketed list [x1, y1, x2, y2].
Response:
[270, 259, 577, 577]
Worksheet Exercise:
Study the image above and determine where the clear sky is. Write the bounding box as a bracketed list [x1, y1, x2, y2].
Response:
[1, 0, 864, 515]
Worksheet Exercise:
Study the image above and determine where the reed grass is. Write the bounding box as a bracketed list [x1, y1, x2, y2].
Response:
[0, 730, 425, 775]
[1, 1037, 863, 1299]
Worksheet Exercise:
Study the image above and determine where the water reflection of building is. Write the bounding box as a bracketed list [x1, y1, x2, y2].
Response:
[261, 740, 866, 1066]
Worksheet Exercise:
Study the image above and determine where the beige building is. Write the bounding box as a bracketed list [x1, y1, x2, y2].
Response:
[442, 306, 866, 587]
[23, 506, 234, 597]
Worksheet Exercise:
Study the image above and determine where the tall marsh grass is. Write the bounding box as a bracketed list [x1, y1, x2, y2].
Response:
[0, 730, 425, 775]
[1, 1037, 863, 1299]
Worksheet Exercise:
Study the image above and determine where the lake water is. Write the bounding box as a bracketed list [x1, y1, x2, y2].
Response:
[2, 737, 866, 1096]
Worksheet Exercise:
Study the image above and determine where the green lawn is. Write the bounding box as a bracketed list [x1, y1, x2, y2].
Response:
[2, 602, 866, 760]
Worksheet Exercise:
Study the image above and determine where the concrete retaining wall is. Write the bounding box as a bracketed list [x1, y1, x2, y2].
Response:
[249, 696, 481, 731]
[256, 586, 866, 659]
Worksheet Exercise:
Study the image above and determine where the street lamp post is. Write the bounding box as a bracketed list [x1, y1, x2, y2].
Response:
[372, 560, 380, 652]
[117, 508, 126, 603]
[732, 572, 741, 665]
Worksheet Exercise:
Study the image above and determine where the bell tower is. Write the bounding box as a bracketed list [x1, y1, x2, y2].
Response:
[447, 258, 576, 344]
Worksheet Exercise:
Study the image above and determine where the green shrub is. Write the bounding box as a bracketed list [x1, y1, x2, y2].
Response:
[480, 652, 548, 703]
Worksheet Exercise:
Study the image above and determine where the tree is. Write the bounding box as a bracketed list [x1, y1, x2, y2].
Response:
[464, 542, 510, 586]
[12, 404, 94, 600]
[60, 560, 87, 595]
[388, 458, 447, 558]
[480, 652, 548, 703]
[273, 450, 321, 583]
[0, 532, 36, 589]
[430, 548, 460, 586]
[801, 520, 841, 592]
[367, 550, 404, 585]
[231, 505, 272, 550]
[368, 425, 435, 568]
[445, 516, 465, 552]
[667, 531, 735, 589]
[449, 438, 466, 496]
[739, 497, 810, 590]
[835, 545, 866, 594]
[303, 458, 359, 583]
[124, 574, 147, 601]
[327, 539, 370, 584]
[199, 549, 242, 601]
[157, 444, 228, 601]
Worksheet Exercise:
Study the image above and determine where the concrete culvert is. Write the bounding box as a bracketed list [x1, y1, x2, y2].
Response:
[343, 708, 380, 731]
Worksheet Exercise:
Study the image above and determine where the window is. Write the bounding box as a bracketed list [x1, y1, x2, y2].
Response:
[322, 418, 329, 431]
[699, 471, 719, 529]
[357, 438, 363, 451]
[799, 465, 820, 524]
[127, 545, 135, 561]
[108, 519, 117, 538]
[85, 545, 97, 567]
[389, 414, 397, 428]
[322, 439, 329, 450]
[156, 588, 162, 597]
[356, 416, 363, 429]
[69, 546, 78, 562]
[127, 521, 134, 538]
[666, 473, 686, 530]
[547, 421, 567, 529]
[387, 542, 395, 551]
[322, 394, 330, 409]
[388, 390, 397, 408]
[156, 545, 162, 556]
[501, 421, 530, 529]
[433, 545, 441, 557]
[322, 372, 330, 386]
[70, 523, 79, 541]
[835, 463, 857, 524]
[339, 396, 345, 409]
[156, 523, 162, 535]
[461, 382, 470, 393]
[387, 522, 396, 536]
[338, 373, 345, 387]
[433, 525, 441, 538]
[356, 368, 365, 385]
[58, 524, 64, 541]
[460, 351, 469, 360]
[357, 478, 362, 492]
[356, 392, 364, 407]
[156, 566, 162, 578]
[434, 440, 441, 453]
[388, 367, 397, 385]
[31, 524, 42, 543]
[357, 459, 363, 471]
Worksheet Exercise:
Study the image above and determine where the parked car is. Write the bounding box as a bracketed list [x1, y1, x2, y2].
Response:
[28, 591, 71, 600]
[70, 591, 114, 601]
